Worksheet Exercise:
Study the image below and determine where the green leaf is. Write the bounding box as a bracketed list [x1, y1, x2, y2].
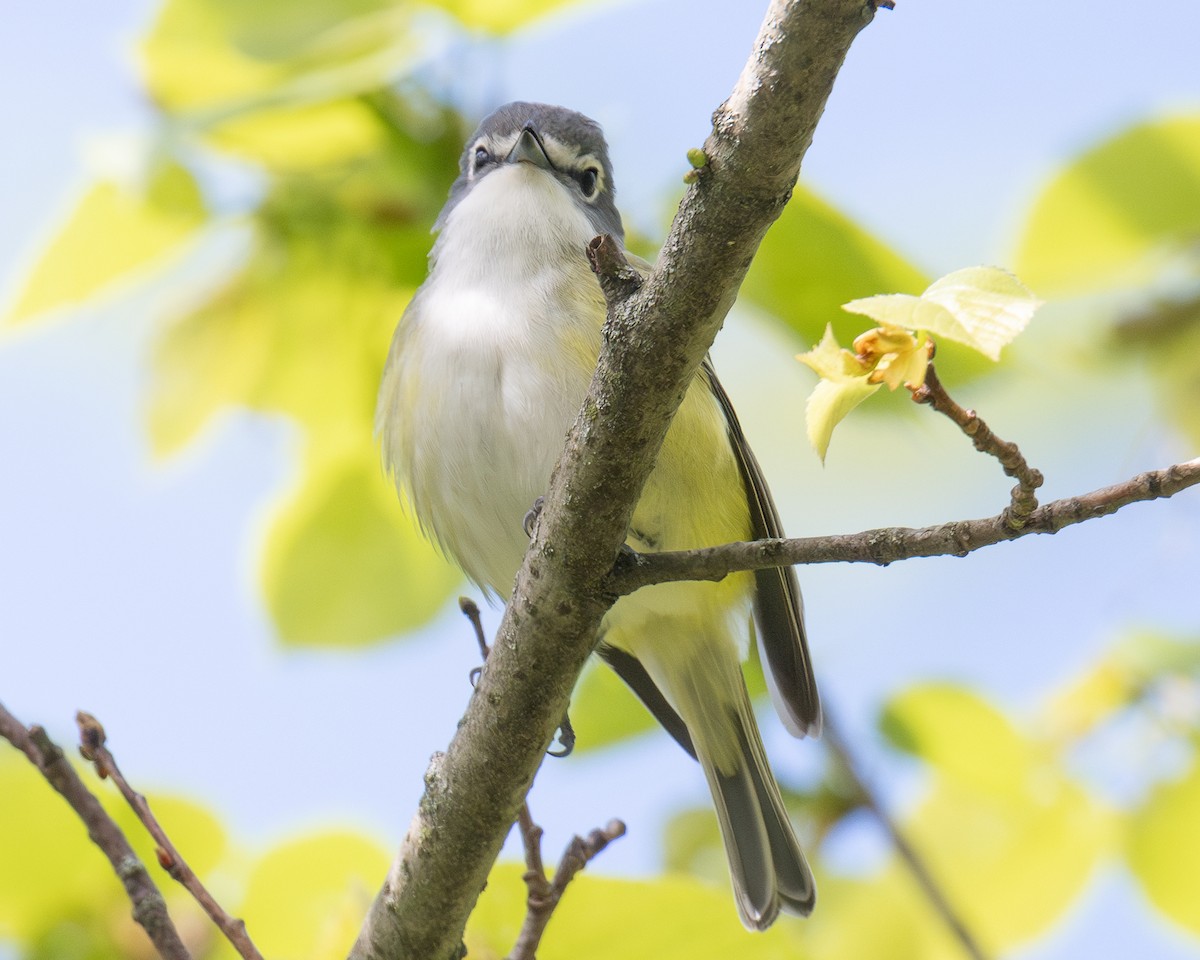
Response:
[1015, 115, 1200, 295]
[148, 136, 463, 645]
[795, 324, 880, 462]
[436, 0, 585, 33]
[228, 831, 391, 960]
[263, 448, 459, 646]
[902, 773, 1111, 951]
[3, 162, 205, 327]
[843, 267, 1041, 361]
[741, 184, 929, 344]
[568, 661, 663, 753]
[467, 863, 805, 959]
[1127, 751, 1200, 935]
[880, 684, 1034, 798]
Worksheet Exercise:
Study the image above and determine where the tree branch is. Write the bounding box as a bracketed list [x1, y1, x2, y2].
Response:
[607, 460, 1200, 593]
[75, 712, 265, 960]
[0, 702, 192, 960]
[349, 2, 883, 957]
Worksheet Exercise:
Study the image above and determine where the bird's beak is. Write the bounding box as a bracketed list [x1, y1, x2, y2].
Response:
[505, 126, 553, 170]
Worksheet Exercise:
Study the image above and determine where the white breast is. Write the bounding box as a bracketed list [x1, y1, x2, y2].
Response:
[376, 164, 605, 592]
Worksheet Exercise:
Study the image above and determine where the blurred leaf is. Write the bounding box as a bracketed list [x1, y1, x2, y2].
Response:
[1114, 291, 1200, 447]
[0, 753, 115, 941]
[467, 862, 805, 959]
[742, 184, 928, 342]
[881, 684, 1112, 951]
[263, 447, 459, 646]
[802, 872, 962, 960]
[148, 118, 463, 645]
[903, 772, 1111, 951]
[0, 752, 226, 958]
[1127, 752, 1200, 935]
[880, 684, 1034, 798]
[3, 162, 205, 327]
[224, 831, 389, 960]
[742, 184, 995, 384]
[1045, 632, 1200, 740]
[569, 661, 663, 753]
[140, 0, 405, 111]
[207, 98, 386, 171]
[844, 267, 1040, 361]
[1016, 115, 1200, 295]
[438, 0, 583, 32]
[569, 633, 769, 755]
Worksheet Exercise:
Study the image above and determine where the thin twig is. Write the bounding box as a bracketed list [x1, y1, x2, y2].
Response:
[913, 361, 1043, 527]
[508, 807, 626, 960]
[608, 457, 1200, 594]
[822, 716, 989, 960]
[75, 712, 264, 960]
[0, 702, 192, 960]
[457, 599, 626, 960]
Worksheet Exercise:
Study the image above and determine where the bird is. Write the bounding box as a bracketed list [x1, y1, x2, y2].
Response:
[376, 101, 821, 930]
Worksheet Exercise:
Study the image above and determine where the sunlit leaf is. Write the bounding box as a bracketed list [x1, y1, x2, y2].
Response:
[263, 448, 460, 646]
[568, 661, 662, 753]
[880, 684, 1113, 950]
[844, 267, 1040, 361]
[796, 324, 880, 461]
[207, 98, 386, 171]
[148, 150, 463, 644]
[902, 773, 1111, 951]
[802, 872, 962, 960]
[140, 0, 402, 111]
[742, 184, 928, 343]
[0, 753, 116, 941]
[1127, 751, 1200, 935]
[466, 862, 805, 959]
[3, 163, 205, 327]
[227, 832, 390, 960]
[1016, 115, 1200, 294]
[437, 0, 584, 33]
[880, 684, 1034, 799]
[0, 752, 227, 957]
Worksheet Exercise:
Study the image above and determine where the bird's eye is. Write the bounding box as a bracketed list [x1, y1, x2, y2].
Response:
[473, 145, 492, 168]
[579, 167, 599, 198]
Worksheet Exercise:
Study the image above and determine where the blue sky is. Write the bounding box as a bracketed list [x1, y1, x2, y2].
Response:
[3, 1, 1200, 957]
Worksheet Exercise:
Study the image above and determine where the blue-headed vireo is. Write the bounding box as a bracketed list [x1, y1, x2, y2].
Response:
[376, 102, 821, 929]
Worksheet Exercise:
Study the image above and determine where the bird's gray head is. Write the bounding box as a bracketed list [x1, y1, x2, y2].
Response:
[434, 102, 624, 243]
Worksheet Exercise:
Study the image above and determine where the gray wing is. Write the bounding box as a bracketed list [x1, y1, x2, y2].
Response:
[702, 358, 822, 738]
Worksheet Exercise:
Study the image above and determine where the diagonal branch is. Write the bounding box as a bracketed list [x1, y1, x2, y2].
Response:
[75, 712, 264, 960]
[349, 3, 885, 958]
[0, 702, 192, 960]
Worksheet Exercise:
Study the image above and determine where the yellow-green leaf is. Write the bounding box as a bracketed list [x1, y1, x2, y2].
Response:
[262, 448, 459, 646]
[1016, 115, 1200, 294]
[901, 773, 1111, 951]
[880, 684, 1033, 798]
[796, 324, 881, 461]
[742, 184, 929, 345]
[804, 377, 880, 463]
[437, 0, 583, 33]
[843, 267, 1040, 361]
[207, 98, 386, 171]
[227, 832, 390, 960]
[1127, 751, 1200, 934]
[467, 863, 804, 959]
[4, 163, 205, 327]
